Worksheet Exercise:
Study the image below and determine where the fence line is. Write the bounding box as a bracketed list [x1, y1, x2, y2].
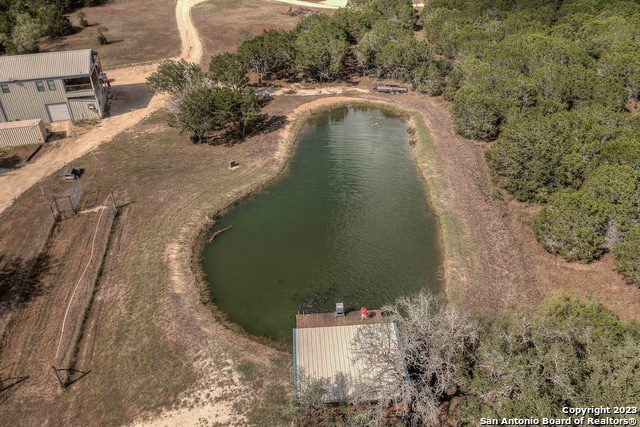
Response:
[53, 192, 117, 381]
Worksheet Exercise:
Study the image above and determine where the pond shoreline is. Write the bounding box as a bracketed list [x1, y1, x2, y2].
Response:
[190, 96, 454, 348]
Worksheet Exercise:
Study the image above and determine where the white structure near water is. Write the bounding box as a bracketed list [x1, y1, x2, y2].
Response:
[0, 49, 108, 124]
[293, 310, 407, 403]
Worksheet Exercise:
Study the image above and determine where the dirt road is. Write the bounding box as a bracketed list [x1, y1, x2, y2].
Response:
[0, 0, 207, 217]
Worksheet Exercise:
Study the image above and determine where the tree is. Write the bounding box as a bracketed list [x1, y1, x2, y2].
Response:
[374, 36, 431, 81]
[332, 6, 380, 44]
[486, 33, 593, 76]
[5, 13, 43, 54]
[208, 52, 248, 90]
[613, 225, 640, 287]
[352, 291, 479, 425]
[220, 87, 269, 137]
[0, 11, 13, 53]
[238, 29, 295, 85]
[76, 10, 88, 27]
[581, 164, 639, 248]
[37, 4, 72, 38]
[95, 25, 108, 45]
[348, 0, 416, 30]
[413, 62, 445, 96]
[597, 42, 640, 102]
[464, 312, 589, 420]
[294, 21, 350, 82]
[146, 59, 204, 96]
[533, 190, 608, 262]
[168, 86, 226, 142]
[452, 86, 506, 141]
[169, 86, 269, 141]
[356, 19, 414, 74]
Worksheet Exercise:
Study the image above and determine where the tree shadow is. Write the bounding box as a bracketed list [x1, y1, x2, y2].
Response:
[108, 83, 154, 117]
[0, 155, 21, 169]
[202, 114, 287, 146]
[254, 114, 288, 135]
[0, 253, 53, 319]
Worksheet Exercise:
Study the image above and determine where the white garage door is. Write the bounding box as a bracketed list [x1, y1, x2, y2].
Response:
[46, 103, 71, 122]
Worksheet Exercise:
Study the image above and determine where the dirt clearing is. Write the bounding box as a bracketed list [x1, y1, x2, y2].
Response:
[42, 0, 180, 68]
[193, 0, 299, 59]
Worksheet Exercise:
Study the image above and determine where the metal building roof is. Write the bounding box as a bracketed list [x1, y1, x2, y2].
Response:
[293, 322, 405, 403]
[0, 49, 94, 83]
[0, 118, 42, 129]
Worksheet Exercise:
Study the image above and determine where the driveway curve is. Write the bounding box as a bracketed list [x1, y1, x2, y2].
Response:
[0, 0, 208, 216]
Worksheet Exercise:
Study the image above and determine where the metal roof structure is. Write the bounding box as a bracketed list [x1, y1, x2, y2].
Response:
[293, 321, 406, 403]
[0, 118, 42, 129]
[0, 49, 94, 83]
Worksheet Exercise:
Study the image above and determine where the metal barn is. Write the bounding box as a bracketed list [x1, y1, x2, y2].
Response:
[0, 49, 109, 124]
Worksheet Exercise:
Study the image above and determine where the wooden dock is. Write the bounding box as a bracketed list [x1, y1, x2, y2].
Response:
[296, 309, 383, 329]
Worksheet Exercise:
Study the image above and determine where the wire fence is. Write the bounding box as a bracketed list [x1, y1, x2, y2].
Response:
[50, 180, 83, 220]
[53, 192, 117, 384]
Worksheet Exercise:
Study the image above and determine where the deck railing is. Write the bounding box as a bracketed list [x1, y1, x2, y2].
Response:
[65, 83, 93, 92]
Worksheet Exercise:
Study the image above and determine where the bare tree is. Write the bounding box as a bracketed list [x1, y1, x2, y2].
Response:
[352, 291, 479, 426]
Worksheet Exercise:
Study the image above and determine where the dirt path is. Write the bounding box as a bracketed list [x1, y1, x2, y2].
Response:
[177, 0, 207, 64]
[0, 0, 207, 217]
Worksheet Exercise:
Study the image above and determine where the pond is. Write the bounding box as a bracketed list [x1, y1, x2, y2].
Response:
[201, 106, 443, 342]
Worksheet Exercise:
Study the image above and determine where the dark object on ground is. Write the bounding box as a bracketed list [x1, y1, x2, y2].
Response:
[62, 165, 81, 180]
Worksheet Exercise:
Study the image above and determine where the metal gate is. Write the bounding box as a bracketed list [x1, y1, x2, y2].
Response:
[46, 103, 71, 122]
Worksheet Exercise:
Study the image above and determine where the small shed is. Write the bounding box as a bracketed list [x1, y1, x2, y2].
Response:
[0, 119, 47, 148]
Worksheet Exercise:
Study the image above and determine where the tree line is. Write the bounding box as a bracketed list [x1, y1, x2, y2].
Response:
[421, 0, 640, 286]
[0, 0, 106, 54]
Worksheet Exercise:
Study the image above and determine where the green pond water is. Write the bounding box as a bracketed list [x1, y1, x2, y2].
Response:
[201, 106, 443, 342]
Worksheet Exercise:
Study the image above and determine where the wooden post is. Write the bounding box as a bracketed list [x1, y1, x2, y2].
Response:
[51, 366, 65, 389]
[50, 201, 57, 221]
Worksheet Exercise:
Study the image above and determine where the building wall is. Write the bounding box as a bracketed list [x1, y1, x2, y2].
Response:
[0, 79, 71, 123]
[0, 75, 105, 123]
[69, 98, 102, 121]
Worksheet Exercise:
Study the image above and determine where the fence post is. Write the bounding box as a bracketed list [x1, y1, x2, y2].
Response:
[51, 366, 65, 389]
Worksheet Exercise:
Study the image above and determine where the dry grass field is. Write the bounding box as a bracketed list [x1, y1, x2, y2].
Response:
[193, 0, 299, 59]
[41, 0, 180, 68]
[1, 0, 640, 425]
[0, 98, 306, 424]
